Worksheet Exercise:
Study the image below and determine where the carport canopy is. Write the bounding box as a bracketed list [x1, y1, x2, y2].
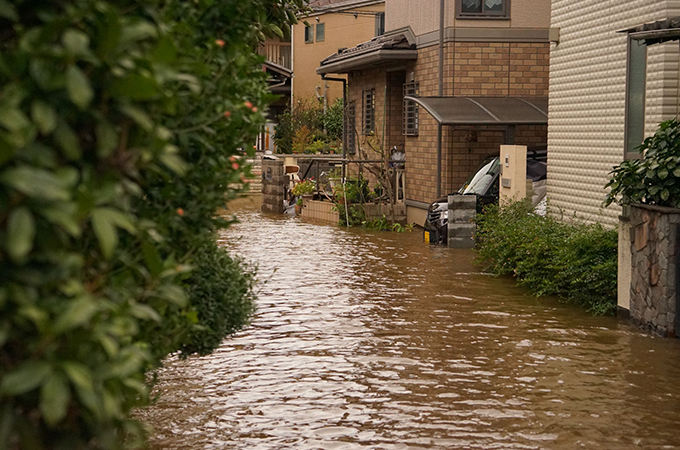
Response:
[403, 96, 548, 125]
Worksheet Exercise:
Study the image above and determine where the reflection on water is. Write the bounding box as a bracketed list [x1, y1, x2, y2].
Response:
[140, 197, 680, 449]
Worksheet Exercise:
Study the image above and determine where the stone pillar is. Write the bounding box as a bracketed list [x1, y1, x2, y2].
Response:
[261, 158, 285, 215]
[448, 194, 476, 249]
[629, 204, 680, 337]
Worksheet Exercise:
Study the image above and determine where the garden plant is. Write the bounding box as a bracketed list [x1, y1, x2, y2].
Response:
[475, 200, 618, 315]
[0, 0, 304, 448]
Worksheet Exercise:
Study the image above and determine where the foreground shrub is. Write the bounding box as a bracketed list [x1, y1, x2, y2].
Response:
[475, 201, 618, 315]
[0, 0, 303, 448]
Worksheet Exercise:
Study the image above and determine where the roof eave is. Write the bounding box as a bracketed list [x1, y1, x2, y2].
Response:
[316, 49, 417, 75]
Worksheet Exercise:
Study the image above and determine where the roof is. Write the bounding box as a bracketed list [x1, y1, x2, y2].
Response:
[623, 16, 680, 45]
[306, 0, 383, 14]
[317, 30, 416, 74]
[405, 97, 548, 125]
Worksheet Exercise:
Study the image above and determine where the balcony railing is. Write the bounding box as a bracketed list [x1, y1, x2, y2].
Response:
[259, 42, 291, 70]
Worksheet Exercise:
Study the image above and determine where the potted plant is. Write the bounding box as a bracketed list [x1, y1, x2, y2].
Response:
[291, 178, 316, 198]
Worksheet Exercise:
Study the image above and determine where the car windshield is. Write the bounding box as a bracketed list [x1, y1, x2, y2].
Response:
[458, 157, 500, 195]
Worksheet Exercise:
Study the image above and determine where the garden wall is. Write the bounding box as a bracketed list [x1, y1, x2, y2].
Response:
[629, 204, 680, 337]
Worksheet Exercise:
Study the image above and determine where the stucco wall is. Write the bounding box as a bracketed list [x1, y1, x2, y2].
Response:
[549, 0, 680, 226]
[292, 2, 385, 105]
[386, 0, 550, 36]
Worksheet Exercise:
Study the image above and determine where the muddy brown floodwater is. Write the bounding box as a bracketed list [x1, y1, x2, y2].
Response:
[139, 197, 680, 449]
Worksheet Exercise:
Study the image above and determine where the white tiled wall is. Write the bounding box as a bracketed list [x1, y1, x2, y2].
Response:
[549, 0, 680, 226]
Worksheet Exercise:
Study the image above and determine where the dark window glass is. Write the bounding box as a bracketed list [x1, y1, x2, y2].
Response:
[362, 89, 375, 135]
[316, 23, 325, 42]
[625, 37, 647, 158]
[403, 82, 419, 136]
[305, 25, 314, 43]
[458, 0, 508, 17]
[375, 12, 385, 36]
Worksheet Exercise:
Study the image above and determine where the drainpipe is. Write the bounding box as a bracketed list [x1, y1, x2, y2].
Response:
[321, 74, 347, 179]
[436, 0, 445, 197]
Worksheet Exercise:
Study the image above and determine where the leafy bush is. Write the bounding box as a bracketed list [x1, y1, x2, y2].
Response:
[0, 0, 303, 448]
[605, 118, 680, 208]
[323, 97, 344, 141]
[291, 179, 316, 196]
[274, 98, 323, 153]
[475, 201, 618, 315]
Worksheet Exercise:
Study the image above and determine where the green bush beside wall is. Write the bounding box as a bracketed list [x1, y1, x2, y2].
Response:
[475, 201, 618, 316]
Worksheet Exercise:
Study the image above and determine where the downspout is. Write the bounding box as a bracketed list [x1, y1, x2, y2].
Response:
[437, 0, 445, 197]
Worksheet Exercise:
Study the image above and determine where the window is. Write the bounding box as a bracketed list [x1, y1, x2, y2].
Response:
[362, 89, 375, 135]
[315, 23, 325, 42]
[624, 36, 647, 158]
[305, 24, 314, 43]
[457, 0, 509, 18]
[403, 82, 419, 136]
[375, 12, 385, 36]
[345, 102, 357, 154]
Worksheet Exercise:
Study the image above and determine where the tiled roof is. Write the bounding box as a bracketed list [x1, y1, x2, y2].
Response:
[320, 33, 415, 66]
[623, 16, 680, 45]
[307, 0, 383, 12]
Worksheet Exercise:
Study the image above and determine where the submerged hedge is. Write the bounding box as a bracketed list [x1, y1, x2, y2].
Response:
[474, 201, 618, 315]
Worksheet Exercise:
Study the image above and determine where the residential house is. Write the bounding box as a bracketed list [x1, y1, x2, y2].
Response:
[317, 0, 552, 226]
[549, 0, 680, 226]
[292, 0, 386, 107]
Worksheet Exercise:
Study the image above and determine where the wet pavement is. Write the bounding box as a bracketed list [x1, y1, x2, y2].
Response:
[139, 197, 680, 449]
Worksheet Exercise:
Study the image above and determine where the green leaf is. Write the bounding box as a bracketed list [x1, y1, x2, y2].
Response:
[66, 65, 94, 109]
[62, 362, 93, 391]
[54, 120, 82, 160]
[39, 202, 81, 237]
[54, 296, 99, 333]
[111, 74, 159, 100]
[91, 209, 118, 259]
[157, 284, 187, 306]
[141, 238, 163, 277]
[674, 167, 680, 178]
[40, 374, 70, 426]
[150, 37, 177, 63]
[6, 207, 35, 263]
[661, 188, 670, 201]
[91, 207, 136, 258]
[96, 121, 118, 157]
[159, 153, 187, 175]
[0, 166, 71, 200]
[658, 168, 669, 180]
[0, 107, 30, 132]
[119, 104, 153, 131]
[31, 101, 57, 135]
[129, 303, 161, 322]
[62, 29, 90, 56]
[0, 0, 18, 21]
[0, 361, 51, 395]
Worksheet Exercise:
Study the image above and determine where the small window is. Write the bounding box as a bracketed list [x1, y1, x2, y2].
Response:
[362, 89, 375, 135]
[403, 82, 419, 136]
[457, 0, 509, 18]
[345, 102, 357, 155]
[315, 23, 325, 42]
[305, 24, 314, 44]
[375, 12, 385, 36]
[624, 36, 647, 158]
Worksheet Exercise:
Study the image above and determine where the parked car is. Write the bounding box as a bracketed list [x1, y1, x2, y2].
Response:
[424, 147, 547, 245]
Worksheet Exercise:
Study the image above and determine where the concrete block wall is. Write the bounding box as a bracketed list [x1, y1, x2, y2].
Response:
[448, 194, 476, 248]
[261, 159, 285, 215]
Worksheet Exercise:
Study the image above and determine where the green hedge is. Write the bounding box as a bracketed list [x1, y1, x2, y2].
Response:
[0, 0, 303, 448]
[474, 201, 618, 315]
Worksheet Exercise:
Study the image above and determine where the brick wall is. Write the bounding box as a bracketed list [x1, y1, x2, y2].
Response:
[346, 41, 549, 206]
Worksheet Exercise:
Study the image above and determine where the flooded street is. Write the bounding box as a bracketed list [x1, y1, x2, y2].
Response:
[140, 197, 680, 449]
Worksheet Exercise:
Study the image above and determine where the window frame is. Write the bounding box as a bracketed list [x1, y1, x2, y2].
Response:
[362, 89, 376, 135]
[315, 22, 325, 42]
[403, 82, 419, 136]
[375, 12, 385, 36]
[305, 24, 314, 44]
[624, 36, 647, 159]
[345, 102, 357, 155]
[456, 0, 510, 20]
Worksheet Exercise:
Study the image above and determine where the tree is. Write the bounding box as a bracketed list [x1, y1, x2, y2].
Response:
[0, 0, 305, 448]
